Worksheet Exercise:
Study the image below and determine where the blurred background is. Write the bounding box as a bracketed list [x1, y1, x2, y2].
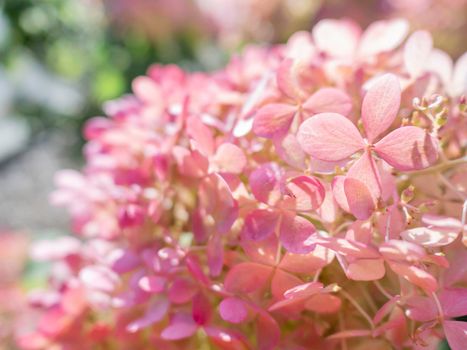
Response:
[0, 0, 466, 347]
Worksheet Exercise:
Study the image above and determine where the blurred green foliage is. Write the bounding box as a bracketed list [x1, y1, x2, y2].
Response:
[0, 0, 208, 150]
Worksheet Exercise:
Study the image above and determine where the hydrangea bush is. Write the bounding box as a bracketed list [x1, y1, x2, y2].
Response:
[17, 18, 467, 350]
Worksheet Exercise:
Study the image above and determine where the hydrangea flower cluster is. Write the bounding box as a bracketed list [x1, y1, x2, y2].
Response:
[17, 18, 467, 350]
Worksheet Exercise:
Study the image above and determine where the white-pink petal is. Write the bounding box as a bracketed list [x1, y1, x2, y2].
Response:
[404, 30, 433, 78]
[303, 88, 352, 116]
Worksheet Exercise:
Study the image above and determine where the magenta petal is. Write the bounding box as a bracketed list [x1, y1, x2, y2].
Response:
[219, 297, 249, 324]
[297, 113, 364, 161]
[343, 177, 376, 220]
[242, 209, 279, 241]
[224, 262, 274, 294]
[138, 275, 166, 293]
[279, 213, 316, 254]
[303, 88, 352, 116]
[249, 162, 283, 205]
[443, 320, 467, 350]
[375, 126, 439, 170]
[361, 73, 401, 142]
[127, 297, 169, 333]
[168, 278, 198, 304]
[161, 313, 198, 340]
[253, 103, 297, 139]
[192, 292, 212, 326]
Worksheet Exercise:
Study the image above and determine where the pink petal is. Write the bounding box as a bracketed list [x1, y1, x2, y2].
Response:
[401, 227, 459, 247]
[404, 30, 433, 78]
[199, 174, 239, 233]
[305, 294, 341, 314]
[346, 258, 385, 281]
[374, 126, 439, 170]
[269, 282, 323, 311]
[173, 146, 209, 178]
[373, 296, 401, 324]
[257, 310, 280, 350]
[357, 19, 409, 57]
[344, 177, 376, 220]
[242, 209, 279, 241]
[379, 240, 426, 262]
[405, 296, 438, 322]
[138, 275, 167, 293]
[273, 133, 306, 169]
[279, 213, 316, 254]
[388, 262, 438, 292]
[284, 281, 323, 300]
[219, 297, 249, 324]
[282, 175, 325, 212]
[224, 262, 274, 294]
[276, 58, 307, 101]
[249, 163, 283, 205]
[312, 19, 361, 58]
[161, 313, 198, 340]
[132, 76, 162, 104]
[240, 233, 278, 265]
[204, 327, 249, 350]
[297, 113, 364, 161]
[279, 245, 335, 274]
[168, 278, 198, 304]
[303, 88, 352, 116]
[443, 320, 467, 350]
[319, 237, 380, 259]
[347, 150, 382, 201]
[361, 73, 401, 142]
[212, 143, 247, 174]
[252, 103, 297, 139]
[332, 176, 350, 213]
[207, 234, 224, 277]
[186, 115, 215, 156]
[271, 269, 303, 301]
[439, 288, 467, 319]
[127, 298, 169, 333]
[326, 329, 372, 340]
